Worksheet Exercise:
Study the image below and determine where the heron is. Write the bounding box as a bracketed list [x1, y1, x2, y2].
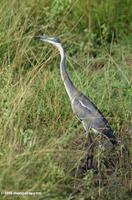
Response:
[35, 35, 117, 146]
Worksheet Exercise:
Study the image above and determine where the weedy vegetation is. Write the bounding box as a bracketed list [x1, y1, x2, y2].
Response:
[0, 0, 132, 199]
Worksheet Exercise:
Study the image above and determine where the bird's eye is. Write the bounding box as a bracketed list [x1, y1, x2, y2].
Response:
[55, 38, 61, 43]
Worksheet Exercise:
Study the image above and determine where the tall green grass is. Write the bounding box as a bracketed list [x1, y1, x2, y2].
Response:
[0, 0, 132, 199]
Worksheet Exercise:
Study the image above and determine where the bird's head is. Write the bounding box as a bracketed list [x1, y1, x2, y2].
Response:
[35, 35, 62, 49]
[35, 35, 64, 58]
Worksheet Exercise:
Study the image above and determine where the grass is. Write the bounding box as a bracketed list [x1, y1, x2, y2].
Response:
[0, 0, 132, 199]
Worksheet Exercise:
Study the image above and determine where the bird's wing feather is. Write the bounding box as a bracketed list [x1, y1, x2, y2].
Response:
[72, 94, 103, 122]
[72, 94, 117, 145]
[72, 96, 93, 120]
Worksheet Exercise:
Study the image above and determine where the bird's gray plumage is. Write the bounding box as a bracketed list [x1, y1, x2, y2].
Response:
[72, 93, 116, 145]
[35, 35, 117, 145]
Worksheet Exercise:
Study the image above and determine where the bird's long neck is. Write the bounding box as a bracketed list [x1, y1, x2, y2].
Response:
[58, 45, 77, 101]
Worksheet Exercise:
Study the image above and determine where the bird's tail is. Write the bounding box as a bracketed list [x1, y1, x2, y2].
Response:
[102, 129, 117, 145]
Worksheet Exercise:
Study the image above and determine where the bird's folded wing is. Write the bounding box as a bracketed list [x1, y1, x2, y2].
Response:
[72, 96, 117, 144]
[72, 96, 110, 129]
[72, 97, 94, 120]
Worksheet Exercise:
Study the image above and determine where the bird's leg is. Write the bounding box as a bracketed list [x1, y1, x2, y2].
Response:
[86, 132, 94, 169]
[76, 132, 95, 175]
